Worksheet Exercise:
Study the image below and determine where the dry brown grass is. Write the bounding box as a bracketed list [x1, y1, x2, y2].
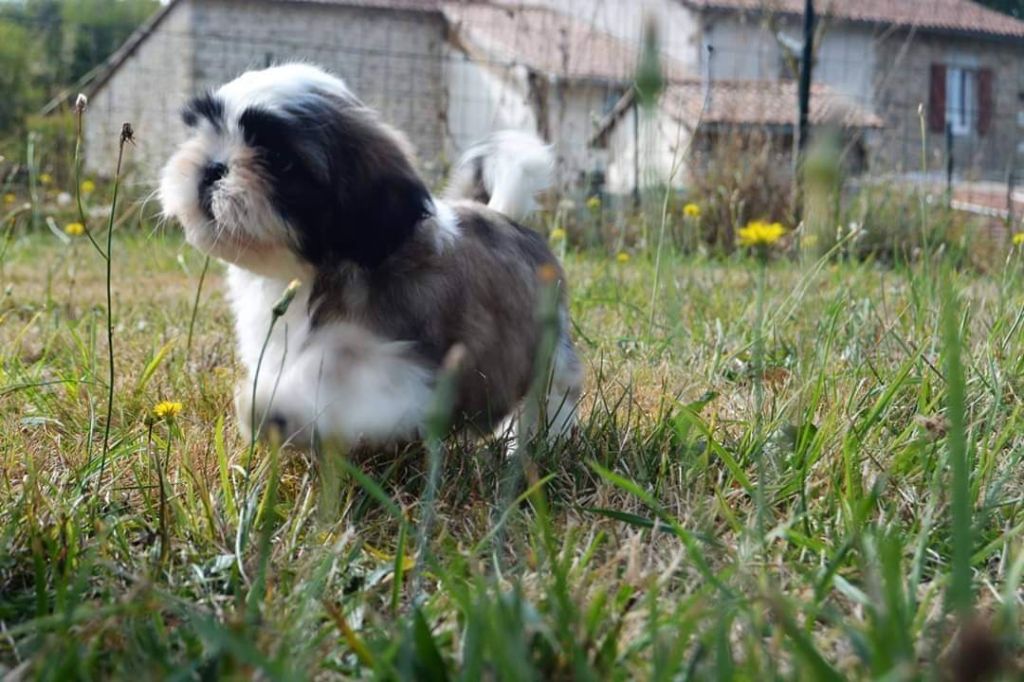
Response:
[3, 226, 1024, 678]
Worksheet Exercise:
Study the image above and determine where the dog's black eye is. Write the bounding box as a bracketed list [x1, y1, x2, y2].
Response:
[238, 107, 299, 174]
[263, 149, 294, 173]
[239, 107, 286, 148]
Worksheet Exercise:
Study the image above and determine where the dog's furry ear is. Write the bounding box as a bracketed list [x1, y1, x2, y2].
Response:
[241, 95, 431, 269]
[334, 120, 432, 267]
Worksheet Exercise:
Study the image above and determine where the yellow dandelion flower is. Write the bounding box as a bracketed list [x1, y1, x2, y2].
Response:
[616, 251, 630, 264]
[549, 228, 567, 241]
[64, 222, 85, 237]
[1013, 233, 1024, 246]
[39, 173, 53, 185]
[3, 193, 14, 205]
[586, 195, 601, 211]
[683, 203, 701, 218]
[152, 401, 183, 419]
[737, 220, 786, 247]
[80, 179, 96, 194]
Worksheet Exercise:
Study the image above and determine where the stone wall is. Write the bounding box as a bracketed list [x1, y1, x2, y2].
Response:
[83, 1, 194, 183]
[191, 0, 446, 173]
[85, 0, 447, 184]
[873, 32, 1022, 179]
[518, 0, 702, 76]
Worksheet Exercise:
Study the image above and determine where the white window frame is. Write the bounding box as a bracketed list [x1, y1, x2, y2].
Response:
[946, 66, 977, 136]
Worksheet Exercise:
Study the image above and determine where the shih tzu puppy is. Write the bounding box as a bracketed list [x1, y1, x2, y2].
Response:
[159, 63, 581, 448]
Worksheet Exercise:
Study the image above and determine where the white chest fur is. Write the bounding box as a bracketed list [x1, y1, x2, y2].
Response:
[226, 264, 311, 375]
[225, 264, 434, 446]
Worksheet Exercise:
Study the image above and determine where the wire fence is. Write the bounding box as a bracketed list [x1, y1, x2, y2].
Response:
[18, 1, 1024, 228]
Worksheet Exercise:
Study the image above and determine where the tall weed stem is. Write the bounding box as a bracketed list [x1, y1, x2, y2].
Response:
[97, 123, 134, 487]
[752, 260, 768, 546]
[412, 344, 464, 598]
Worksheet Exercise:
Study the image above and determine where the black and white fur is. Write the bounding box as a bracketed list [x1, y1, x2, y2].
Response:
[159, 63, 581, 447]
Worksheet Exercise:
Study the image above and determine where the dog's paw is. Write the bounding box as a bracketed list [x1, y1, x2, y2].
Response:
[234, 383, 313, 447]
[264, 412, 290, 439]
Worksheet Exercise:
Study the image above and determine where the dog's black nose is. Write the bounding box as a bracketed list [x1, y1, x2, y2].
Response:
[199, 162, 228, 217]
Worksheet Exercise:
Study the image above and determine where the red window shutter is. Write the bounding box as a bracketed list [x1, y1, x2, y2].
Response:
[977, 68, 994, 136]
[928, 63, 947, 133]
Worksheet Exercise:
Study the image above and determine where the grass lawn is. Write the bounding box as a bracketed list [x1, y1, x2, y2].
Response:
[2, 223, 1024, 679]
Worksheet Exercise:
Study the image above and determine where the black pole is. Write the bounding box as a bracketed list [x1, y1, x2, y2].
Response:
[633, 100, 641, 207]
[796, 0, 815, 160]
[1006, 152, 1016, 227]
[792, 0, 815, 224]
[946, 122, 954, 203]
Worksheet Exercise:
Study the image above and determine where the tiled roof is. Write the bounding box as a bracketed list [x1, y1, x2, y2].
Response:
[665, 80, 883, 127]
[276, 0, 441, 9]
[443, 3, 689, 83]
[684, 0, 1024, 38]
[63, 0, 457, 109]
[593, 79, 882, 143]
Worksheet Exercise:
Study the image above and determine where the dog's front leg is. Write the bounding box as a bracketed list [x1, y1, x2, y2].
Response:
[234, 327, 434, 449]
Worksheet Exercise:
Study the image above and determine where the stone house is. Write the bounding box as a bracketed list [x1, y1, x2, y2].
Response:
[442, 3, 687, 191]
[81, 0, 449, 182]
[592, 79, 881, 195]
[79, 0, 1024, 193]
[524, 0, 1024, 188]
[78, 0, 663, 194]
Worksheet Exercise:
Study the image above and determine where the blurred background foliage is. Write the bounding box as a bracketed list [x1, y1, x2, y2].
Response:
[0, 0, 158, 153]
[0, 0, 1018, 148]
[0, 0, 1019, 267]
[979, 0, 1024, 16]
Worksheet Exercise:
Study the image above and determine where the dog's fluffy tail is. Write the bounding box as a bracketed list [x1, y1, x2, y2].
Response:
[445, 130, 553, 221]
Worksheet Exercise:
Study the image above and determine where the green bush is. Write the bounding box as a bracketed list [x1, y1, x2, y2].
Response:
[27, 113, 77, 189]
[838, 184, 988, 270]
[685, 129, 794, 254]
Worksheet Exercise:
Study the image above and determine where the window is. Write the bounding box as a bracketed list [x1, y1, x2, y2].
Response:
[946, 67, 977, 136]
[929, 63, 994, 137]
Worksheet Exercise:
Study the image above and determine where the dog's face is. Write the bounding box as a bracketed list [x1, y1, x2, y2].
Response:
[159, 64, 431, 275]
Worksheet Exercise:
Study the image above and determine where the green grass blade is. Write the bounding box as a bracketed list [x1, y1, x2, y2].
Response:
[941, 269, 972, 617]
